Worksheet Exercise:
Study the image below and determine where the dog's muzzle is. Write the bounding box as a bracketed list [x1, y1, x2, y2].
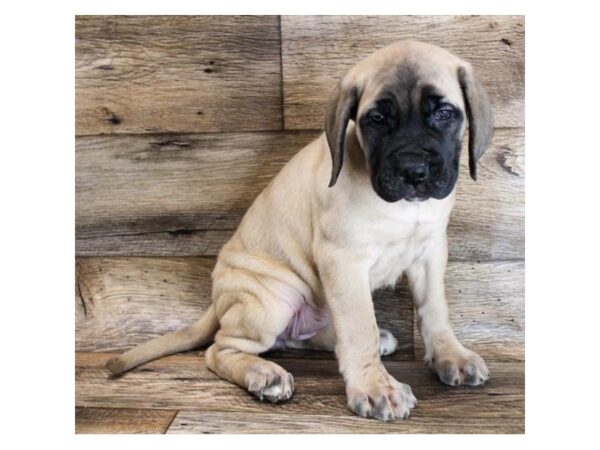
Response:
[373, 148, 453, 203]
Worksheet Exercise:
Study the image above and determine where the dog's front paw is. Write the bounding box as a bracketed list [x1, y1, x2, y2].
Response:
[346, 370, 417, 421]
[430, 347, 490, 387]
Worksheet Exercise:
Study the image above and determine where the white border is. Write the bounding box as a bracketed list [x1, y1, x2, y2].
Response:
[3, 0, 600, 449]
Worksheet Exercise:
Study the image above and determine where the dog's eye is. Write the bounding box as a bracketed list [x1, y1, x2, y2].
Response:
[433, 108, 455, 121]
[369, 111, 385, 124]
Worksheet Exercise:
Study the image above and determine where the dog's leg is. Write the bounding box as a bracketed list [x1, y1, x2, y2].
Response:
[286, 324, 398, 356]
[318, 252, 416, 421]
[205, 293, 295, 403]
[406, 236, 490, 387]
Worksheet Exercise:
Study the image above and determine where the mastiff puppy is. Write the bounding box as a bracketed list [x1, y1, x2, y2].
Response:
[107, 40, 493, 421]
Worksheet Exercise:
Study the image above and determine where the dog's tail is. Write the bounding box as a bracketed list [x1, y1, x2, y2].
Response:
[105, 304, 219, 375]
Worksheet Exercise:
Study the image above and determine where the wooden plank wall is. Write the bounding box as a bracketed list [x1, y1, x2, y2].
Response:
[76, 16, 282, 134]
[76, 16, 524, 366]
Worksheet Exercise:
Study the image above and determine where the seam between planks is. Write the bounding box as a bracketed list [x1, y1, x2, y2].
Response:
[163, 410, 179, 434]
[74, 252, 525, 265]
[75, 126, 523, 139]
[278, 15, 286, 131]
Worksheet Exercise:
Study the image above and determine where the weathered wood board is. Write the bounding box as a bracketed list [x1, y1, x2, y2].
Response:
[76, 128, 524, 261]
[75, 353, 524, 433]
[76, 16, 282, 135]
[75, 257, 214, 353]
[414, 261, 525, 362]
[167, 407, 522, 434]
[75, 407, 176, 434]
[75, 257, 522, 361]
[281, 15, 524, 129]
[75, 131, 314, 242]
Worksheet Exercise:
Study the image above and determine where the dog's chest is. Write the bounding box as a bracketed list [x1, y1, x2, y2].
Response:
[366, 206, 446, 290]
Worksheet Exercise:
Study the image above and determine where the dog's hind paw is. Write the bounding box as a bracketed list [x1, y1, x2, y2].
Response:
[246, 364, 295, 403]
[379, 329, 398, 356]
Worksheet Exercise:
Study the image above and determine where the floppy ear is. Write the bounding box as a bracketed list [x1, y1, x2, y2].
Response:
[458, 65, 494, 181]
[324, 81, 359, 187]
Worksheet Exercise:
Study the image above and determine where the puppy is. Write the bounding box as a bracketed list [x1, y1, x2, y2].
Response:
[107, 40, 493, 421]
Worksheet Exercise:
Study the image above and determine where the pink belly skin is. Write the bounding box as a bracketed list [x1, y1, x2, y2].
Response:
[266, 279, 330, 344]
[277, 302, 330, 342]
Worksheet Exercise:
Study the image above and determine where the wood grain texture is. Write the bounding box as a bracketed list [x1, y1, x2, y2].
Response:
[167, 408, 522, 434]
[414, 261, 524, 362]
[75, 353, 524, 433]
[76, 16, 282, 135]
[76, 128, 523, 261]
[76, 257, 214, 353]
[75, 407, 176, 434]
[75, 257, 413, 359]
[75, 131, 315, 245]
[281, 15, 524, 129]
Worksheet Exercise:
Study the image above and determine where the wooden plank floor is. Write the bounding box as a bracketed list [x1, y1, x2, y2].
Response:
[75, 353, 524, 434]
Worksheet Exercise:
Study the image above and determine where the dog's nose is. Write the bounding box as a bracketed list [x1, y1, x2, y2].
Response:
[399, 159, 429, 184]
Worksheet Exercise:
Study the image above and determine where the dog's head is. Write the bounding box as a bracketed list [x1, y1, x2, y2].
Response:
[325, 40, 493, 202]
